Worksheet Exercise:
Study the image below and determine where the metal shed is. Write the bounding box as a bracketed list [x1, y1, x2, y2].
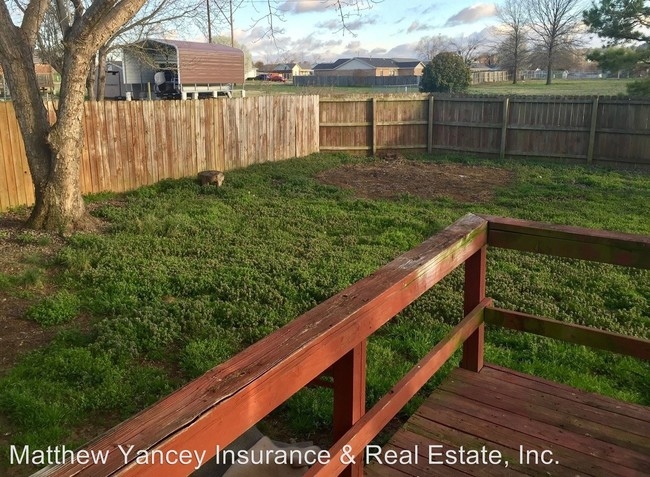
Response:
[123, 39, 245, 98]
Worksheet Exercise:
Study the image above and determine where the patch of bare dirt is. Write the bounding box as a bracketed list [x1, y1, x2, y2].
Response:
[0, 210, 66, 375]
[316, 154, 515, 203]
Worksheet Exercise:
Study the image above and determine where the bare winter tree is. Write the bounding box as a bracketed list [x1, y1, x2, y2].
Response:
[0, 0, 378, 232]
[497, 0, 529, 83]
[451, 34, 483, 65]
[416, 34, 452, 62]
[526, 0, 585, 84]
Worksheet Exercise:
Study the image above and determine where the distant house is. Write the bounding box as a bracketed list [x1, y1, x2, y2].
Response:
[258, 62, 313, 81]
[1, 56, 60, 96]
[313, 57, 425, 77]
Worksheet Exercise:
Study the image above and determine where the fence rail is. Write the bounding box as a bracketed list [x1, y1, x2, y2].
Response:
[0, 96, 319, 211]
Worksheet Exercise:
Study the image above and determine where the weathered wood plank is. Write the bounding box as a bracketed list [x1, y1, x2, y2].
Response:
[485, 307, 650, 360]
[333, 342, 367, 477]
[390, 429, 529, 477]
[484, 215, 650, 269]
[450, 367, 650, 436]
[483, 365, 650, 423]
[421, 389, 650, 472]
[439, 375, 650, 454]
[409, 407, 631, 477]
[460, 247, 486, 372]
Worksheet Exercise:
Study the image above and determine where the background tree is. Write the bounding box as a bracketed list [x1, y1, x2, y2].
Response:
[416, 34, 451, 62]
[527, 0, 584, 84]
[450, 34, 483, 65]
[583, 0, 650, 44]
[584, 0, 649, 93]
[587, 46, 644, 77]
[420, 52, 471, 93]
[497, 0, 530, 83]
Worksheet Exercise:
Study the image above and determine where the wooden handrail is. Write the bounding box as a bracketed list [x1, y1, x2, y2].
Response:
[35, 213, 488, 477]
[483, 215, 650, 269]
[485, 307, 650, 361]
[32, 213, 650, 477]
[305, 298, 493, 477]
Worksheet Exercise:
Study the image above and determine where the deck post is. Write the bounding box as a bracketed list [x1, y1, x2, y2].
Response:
[461, 246, 486, 372]
[332, 341, 367, 477]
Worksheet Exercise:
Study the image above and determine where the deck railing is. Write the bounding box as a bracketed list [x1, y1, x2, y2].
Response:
[35, 214, 650, 477]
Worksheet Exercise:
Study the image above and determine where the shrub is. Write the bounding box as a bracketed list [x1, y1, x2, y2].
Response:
[420, 52, 471, 93]
[627, 79, 650, 97]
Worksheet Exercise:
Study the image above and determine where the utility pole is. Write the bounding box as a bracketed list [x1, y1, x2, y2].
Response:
[229, 0, 234, 47]
[206, 0, 212, 43]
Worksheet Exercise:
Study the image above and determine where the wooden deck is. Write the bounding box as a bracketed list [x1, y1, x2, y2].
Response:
[365, 364, 650, 477]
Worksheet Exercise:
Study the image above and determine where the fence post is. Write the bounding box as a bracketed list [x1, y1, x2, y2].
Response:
[333, 341, 367, 477]
[500, 97, 510, 160]
[461, 246, 486, 372]
[371, 98, 377, 156]
[427, 95, 434, 153]
[587, 96, 599, 163]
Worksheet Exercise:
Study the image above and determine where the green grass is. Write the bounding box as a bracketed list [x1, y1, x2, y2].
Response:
[1, 153, 649, 474]
[469, 78, 635, 96]
[242, 79, 636, 97]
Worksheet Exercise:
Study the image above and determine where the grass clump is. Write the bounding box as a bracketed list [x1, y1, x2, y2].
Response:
[26, 290, 80, 326]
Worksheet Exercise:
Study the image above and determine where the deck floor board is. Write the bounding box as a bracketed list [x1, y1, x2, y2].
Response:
[365, 364, 650, 477]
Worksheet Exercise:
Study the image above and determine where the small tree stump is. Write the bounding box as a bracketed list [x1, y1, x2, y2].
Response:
[198, 170, 225, 187]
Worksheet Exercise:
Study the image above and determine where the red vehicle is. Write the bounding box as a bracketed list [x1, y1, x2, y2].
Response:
[267, 73, 286, 82]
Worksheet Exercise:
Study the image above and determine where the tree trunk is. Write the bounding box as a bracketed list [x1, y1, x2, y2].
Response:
[546, 49, 553, 85]
[28, 49, 92, 232]
[513, 49, 518, 85]
[97, 46, 108, 101]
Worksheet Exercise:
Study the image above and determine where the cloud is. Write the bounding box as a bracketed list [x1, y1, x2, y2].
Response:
[445, 3, 497, 26]
[279, 0, 338, 14]
[407, 21, 431, 33]
[316, 15, 377, 32]
[385, 42, 419, 58]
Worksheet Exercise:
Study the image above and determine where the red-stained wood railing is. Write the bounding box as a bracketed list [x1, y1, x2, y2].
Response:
[33, 214, 650, 477]
[35, 213, 488, 477]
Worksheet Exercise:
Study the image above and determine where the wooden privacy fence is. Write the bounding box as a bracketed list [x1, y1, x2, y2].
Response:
[35, 214, 650, 477]
[0, 95, 319, 211]
[319, 94, 650, 168]
[3, 93, 650, 212]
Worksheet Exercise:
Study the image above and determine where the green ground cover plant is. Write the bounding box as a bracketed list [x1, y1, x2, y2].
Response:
[1, 153, 648, 475]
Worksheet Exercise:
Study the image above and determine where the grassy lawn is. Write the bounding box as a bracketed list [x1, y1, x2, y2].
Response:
[242, 79, 637, 96]
[1, 153, 649, 475]
[469, 78, 636, 96]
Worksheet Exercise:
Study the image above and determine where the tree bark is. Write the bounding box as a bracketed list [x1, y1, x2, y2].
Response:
[546, 49, 553, 85]
[28, 47, 91, 232]
[96, 46, 108, 101]
[86, 55, 97, 101]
